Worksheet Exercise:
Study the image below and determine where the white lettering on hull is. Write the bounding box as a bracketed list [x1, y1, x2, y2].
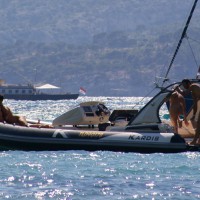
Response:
[52, 130, 68, 138]
[129, 135, 160, 141]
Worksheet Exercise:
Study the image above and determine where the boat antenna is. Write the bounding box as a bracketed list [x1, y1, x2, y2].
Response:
[14, 71, 32, 85]
[162, 0, 199, 85]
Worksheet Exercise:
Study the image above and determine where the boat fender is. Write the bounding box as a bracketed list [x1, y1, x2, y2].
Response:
[170, 134, 185, 143]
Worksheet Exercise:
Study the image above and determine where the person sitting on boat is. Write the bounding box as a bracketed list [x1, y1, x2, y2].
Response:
[0, 94, 28, 126]
[167, 89, 189, 134]
[0, 94, 53, 128]
[177, 79, 200, 145]
[29, 119, 53, 128]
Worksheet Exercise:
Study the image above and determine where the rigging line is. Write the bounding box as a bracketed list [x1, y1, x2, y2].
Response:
[162, 0, 199, 85]
[188, 36, 200, 45]
[132, 87, 157, 110]
[13, 71, 32, 85]
[186, 36, 199, 69]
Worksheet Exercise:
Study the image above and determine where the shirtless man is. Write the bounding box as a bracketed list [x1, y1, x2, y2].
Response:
[0, 95, 28, 126]
[168, 90, 189, 133]
[0, 95, 53, 128]
[0, 102, 4, 123]
[178, 79, 200, 145]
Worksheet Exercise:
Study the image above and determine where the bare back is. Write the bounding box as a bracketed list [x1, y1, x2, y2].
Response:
[190, 84, 200, 100]
[0, 105, 27, 126]
[1, 106, 16, 124]
[0, 105, 5, 122]
[169, 92, 185, 115]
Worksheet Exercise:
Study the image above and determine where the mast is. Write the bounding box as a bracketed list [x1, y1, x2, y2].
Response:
[163, 0, 199, 84]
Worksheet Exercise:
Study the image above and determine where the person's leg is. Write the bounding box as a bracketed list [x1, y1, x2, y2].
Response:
[177, 115, 183, 128]
[170, 115, 178, 133]
[189, 113, 200, 145]
[196, 114, 200, 144]
[17, 116, 28, 126]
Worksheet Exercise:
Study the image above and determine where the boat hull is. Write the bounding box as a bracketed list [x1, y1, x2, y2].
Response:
[3, 93, 79, 100]
[0, 123, 191, 153]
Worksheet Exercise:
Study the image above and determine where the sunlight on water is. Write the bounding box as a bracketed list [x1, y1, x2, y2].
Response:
[0, 149, 200, 199]
[4, 96, 152, 121]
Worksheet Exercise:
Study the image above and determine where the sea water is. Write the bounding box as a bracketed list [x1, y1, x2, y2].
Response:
[0, 97, 200, 200]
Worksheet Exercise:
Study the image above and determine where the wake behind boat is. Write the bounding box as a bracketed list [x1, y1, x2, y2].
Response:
[0, 80, 79, 100]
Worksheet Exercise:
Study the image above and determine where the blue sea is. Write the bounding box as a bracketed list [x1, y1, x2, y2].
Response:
[1, 96, 200, 200]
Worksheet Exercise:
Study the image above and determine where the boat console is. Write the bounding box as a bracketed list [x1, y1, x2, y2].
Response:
[52, 101, 111, 127]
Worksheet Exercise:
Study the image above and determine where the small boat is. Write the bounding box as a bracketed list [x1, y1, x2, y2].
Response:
[0, 80, 79, 101]
[0, 123, 188, 153]
[0, 1, 198, 153]
[0, 91, 198, 153]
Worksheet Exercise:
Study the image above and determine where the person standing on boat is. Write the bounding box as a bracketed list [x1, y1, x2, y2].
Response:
[0, 94, 28, 126]
[168, 90, 189, 134]
[177, 79, 200, 145]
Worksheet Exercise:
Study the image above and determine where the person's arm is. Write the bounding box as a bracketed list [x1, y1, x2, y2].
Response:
[179, 96, 189, 126]
[191, 94, 198, 120]
[176, 86, 190, 96]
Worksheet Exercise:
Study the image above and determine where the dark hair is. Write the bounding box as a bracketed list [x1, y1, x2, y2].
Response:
[0, 94, 4, 100]
[181, 79, 191, 85]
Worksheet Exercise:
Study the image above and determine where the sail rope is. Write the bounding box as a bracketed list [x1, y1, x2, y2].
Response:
[186, 35, 199, 69]
[188, 36, 200, 45]
[136, 0, 199, 106]
[131, 86, 157, 110]
[162, 0, 199, 86]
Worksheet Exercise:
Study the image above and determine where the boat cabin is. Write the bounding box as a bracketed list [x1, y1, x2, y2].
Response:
[0, 84, 36, 95]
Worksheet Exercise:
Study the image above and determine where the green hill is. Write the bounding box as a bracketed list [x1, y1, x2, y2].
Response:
[0, 0, 200, 96]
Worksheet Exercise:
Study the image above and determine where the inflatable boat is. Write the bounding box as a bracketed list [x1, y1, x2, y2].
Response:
[0, 122, 188, 153]
[0, 82, 199, 153]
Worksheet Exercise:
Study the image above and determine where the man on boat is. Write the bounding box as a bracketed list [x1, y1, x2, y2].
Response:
[177, 79, 200, 145]
[0, 94, 28, 126]
[168, 89, 188, 134]
[0, 94, 53, 128]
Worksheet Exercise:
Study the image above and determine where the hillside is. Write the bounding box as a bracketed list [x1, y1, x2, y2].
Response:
[0, 0, 200, 96]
